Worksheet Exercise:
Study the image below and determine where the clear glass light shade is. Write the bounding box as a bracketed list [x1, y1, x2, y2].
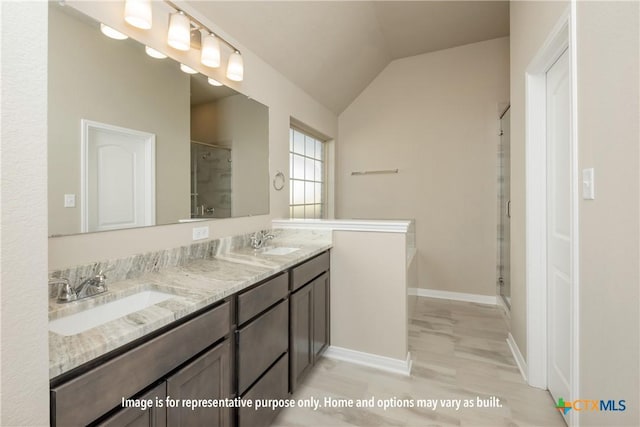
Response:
[100, 23, 128, 40]
[208, 77, 223, 86]
[124, 0, 152, 30]
[145, 46, 167, 59]
[226, 51, 244, 82]
[180, 63, 198, 74]
[200, 32, 221, 68]
[167, 12, 190, 51]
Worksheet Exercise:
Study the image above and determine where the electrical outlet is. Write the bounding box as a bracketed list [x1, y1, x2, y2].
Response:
[192, 226, 209, 241]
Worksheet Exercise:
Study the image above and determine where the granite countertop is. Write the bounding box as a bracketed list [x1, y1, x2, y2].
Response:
[49, 236, 332, 380]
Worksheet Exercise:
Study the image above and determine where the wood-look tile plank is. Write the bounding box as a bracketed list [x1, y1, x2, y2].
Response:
[274, 297, 565, 426]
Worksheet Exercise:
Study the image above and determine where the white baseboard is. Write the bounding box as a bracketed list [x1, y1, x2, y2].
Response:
[323, 346, 412, 376]
[410, 288, 497, 305]
[506, 333, 527, 382]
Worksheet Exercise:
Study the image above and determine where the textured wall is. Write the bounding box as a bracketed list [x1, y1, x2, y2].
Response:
[0, 2, 50, 425]
[509, 0, 568, 359]
[337, 37, 510, 297]
[576, 2, 639, 425]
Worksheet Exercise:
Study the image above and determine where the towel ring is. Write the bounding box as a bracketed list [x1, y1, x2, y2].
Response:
[273, 171, 285, 191]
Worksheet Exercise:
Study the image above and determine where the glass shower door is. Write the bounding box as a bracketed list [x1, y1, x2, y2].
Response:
[191, 142, 232, 219]
[498, 107, 511, 308]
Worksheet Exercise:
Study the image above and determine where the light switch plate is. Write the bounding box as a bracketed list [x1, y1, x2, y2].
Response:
[582, 168, 595, 200]
[192, 226, 209, 241]
[64, 194, 76, 208]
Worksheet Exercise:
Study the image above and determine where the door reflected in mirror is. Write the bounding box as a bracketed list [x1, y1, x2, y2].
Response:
[47, 3, 269, 237]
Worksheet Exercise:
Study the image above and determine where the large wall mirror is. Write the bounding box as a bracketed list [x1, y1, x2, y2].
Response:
[48, 3, 269, 237]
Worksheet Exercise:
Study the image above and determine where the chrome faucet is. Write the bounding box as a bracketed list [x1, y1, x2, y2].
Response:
[250, 230, 275, 250]
[50, 271, 108, 303]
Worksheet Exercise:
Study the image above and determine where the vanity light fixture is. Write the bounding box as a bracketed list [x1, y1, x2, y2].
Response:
[226, 51, 244, 82]
[100, 23, 128, 40]
[145, 46, 167, 59]
[164, 1, 244, 82]
[200, 31, 221, 68]
[124, 0, 152, 30]
[167, 11, 191, 51]
[180, 63, 198, 74]
[207, 77, 223, 86]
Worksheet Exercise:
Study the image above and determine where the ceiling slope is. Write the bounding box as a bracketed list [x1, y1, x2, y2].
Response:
[188, 1, 509, 114]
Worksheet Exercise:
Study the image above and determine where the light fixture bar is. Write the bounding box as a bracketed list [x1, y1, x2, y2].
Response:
[163, 1, 241, 55]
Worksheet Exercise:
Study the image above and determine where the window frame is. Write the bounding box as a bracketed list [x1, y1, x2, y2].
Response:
[289, 125, 326, 219]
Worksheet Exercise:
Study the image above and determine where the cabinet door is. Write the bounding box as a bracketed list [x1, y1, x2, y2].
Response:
[96, 383, 166, 427]
[166, 340, 231, 427]
[290, 283, 313, 392]
[312, 272, 329, 360]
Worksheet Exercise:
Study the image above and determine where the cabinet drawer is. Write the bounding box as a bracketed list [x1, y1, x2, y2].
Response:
[290, 251, 330, 291]
[237, 300, 288, 394]
[238, 354, 289, 427]
[238, 272, 288, 325]
[51, 302, 231, 427]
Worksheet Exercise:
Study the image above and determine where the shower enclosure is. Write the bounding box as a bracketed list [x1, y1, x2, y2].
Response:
[191, 141, 232, 219]
[498, 107, 511, 308]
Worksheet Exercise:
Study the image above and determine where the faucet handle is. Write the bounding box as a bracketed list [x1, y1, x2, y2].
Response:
[52, 278, 77, 303]
[263, 229, 275, 239]
[94, 270, 108, 291]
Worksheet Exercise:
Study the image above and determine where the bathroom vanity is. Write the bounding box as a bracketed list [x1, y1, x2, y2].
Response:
[49, 238, 331, 427]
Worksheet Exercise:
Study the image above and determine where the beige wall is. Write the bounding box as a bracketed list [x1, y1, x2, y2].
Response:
[509, 0, 568, 359]
[330, 231, 407, 360]
[48, 5, 190, 235]
[49, 1, 337, 270]
[336, 37, 509, 297]
[511, 2, 639, 424]
[0, 2, 50, 425]
[576, 2, 639, 424]
[191, 102, 223, 146]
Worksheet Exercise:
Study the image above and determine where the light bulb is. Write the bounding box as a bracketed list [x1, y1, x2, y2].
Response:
[180, 64, 198, 74]
[124, 0, 152, 30]
[226, 51, 244, 82]
[145, 46, 167, 59]
[168, 11, 190, 51]
[208, 77, 223, 86]
[100, 23, 128, 40]
[200, 31, 221, 68]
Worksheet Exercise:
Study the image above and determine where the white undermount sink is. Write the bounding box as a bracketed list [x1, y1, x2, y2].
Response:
[261, 247, 300, 255]
[49, 290, 175, 336]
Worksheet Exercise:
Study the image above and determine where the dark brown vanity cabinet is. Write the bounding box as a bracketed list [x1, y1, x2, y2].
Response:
[236, 272, 290, 427]
[290, 252, 330, 392]
[166, 341, 232, 427]
[51, 301, 232, 427]
[98, 341, 232, 427]
[96, 383, 167, 427]
[51, 250, 331, 427]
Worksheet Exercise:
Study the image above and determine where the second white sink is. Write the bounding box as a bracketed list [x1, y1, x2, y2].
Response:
[49, 290, 175, 336]
[261, 247, 300, 255]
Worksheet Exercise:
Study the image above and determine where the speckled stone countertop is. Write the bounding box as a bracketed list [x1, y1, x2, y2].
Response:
[49, 230, 331, 379]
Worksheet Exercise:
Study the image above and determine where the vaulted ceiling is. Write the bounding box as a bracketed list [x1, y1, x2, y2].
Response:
[189, 1, 510, 114]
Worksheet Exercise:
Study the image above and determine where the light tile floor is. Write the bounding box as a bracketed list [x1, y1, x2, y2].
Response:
[274, 297, 566, 427]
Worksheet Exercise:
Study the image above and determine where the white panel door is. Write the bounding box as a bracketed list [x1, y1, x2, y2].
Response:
[83, 121, 155, 232]
[546, 48, 572, 414]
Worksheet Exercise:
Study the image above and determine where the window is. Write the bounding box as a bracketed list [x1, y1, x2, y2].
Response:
[289, 127, 324, 219]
